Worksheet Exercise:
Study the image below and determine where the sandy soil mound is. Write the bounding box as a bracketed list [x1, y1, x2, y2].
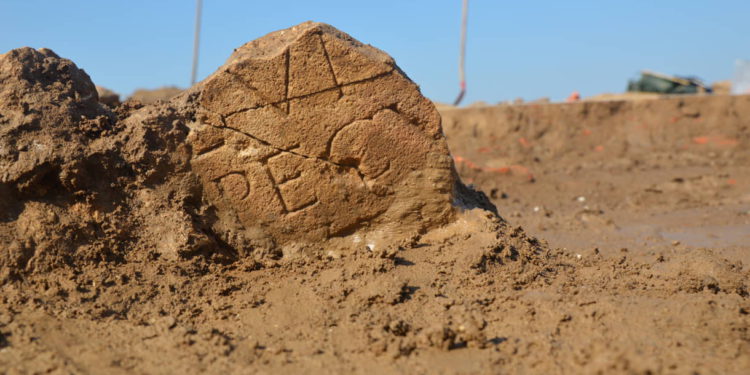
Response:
[95, 85, 120, 107]
[442, 95, 750, 181]
[434, 97, 750, 374]
[128, 86, 183, 104]
[0, 47, 212, 279]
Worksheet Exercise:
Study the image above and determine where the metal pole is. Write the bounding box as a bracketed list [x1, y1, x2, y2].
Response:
[190, 0, 203, 86]
[453, 0, 468, 106]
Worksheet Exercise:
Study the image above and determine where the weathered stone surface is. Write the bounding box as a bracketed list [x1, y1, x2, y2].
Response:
[187, 22, 458, 244]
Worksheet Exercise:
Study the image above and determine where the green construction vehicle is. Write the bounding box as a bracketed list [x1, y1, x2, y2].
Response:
[627, 70, 711, 94]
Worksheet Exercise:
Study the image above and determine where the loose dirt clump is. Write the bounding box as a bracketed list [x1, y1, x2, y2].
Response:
[0, 47, 210, 280]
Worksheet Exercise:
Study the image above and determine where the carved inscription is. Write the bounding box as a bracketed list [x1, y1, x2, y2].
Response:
[188, 22, 455, 243]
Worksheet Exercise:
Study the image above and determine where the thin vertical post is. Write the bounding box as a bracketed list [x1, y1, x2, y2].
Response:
[191, 0, 203, 86]
[453, 0, 468, 106]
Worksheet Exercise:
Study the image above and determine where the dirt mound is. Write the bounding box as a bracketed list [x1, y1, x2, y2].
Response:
[5, 23, 746, 375]
[1, 210, 746, 373]
[95, 85, 120, 107]
[583, 91, 664, 101]
[0, 47, 207, 279]
[712, 80, 732, 95]
[433, 97, 750, 373]
[442, 95, 750, 181]
[128, 86, 182, 104]
[186, 21, 474, 247]
[0, 47, 116, 274]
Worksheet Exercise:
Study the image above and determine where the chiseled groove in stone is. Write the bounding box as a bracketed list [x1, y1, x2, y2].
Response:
[276, 171, 303, 186]
[211, 171, 251, 201]
[221, 69, 395, 120]
[283, 48, 291, 113]
[318, 32, 343, 99]
[205, 118, 367, 187]
[323, 106, 394, 161]
[254, 161, 289, 213]
[370, 160, 391, 180]
[286, 197, 320, 214]
[194, 140, 226, 159]
[223, 69, 288, 118]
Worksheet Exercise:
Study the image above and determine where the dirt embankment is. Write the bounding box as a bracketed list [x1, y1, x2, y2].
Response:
[128, 86, 183, 104]
[0, 23, 748, 375]
[443, 95, 749, 181]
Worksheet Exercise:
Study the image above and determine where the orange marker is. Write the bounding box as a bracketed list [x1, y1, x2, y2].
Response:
[566, 91, 580, 102]
[692, 136, 710, 145]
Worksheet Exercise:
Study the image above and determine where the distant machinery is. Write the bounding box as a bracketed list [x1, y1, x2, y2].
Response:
[628, 70, 710, 95]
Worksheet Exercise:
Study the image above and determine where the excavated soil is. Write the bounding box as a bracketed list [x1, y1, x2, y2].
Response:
[128, 87, 183, 105]
[1, 24, 749, 374]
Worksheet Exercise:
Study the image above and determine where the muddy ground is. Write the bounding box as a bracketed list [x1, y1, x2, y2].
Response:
[1, 93, 749, 374]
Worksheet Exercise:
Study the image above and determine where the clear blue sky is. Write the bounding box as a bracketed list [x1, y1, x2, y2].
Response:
[2, 1, 748, 104]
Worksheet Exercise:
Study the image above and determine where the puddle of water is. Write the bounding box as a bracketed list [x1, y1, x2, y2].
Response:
[659, 224, 750, 248]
